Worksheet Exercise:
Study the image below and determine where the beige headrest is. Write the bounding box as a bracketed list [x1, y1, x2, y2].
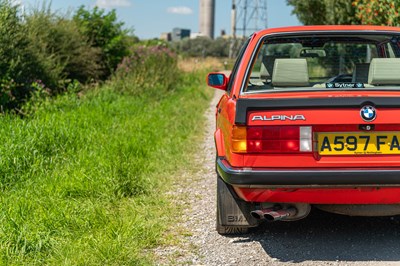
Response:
[260, 55, 289, 80]
[272, 59, 309, 87]
[368, 58, 400, 85]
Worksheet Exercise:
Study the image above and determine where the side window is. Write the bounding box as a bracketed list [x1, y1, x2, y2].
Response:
[227, 38, 251, 94]
[387, 43, 396, 58]
[394, 39, 400, 57]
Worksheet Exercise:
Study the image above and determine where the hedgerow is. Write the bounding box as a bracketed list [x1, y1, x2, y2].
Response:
[0, 0, 131, 111]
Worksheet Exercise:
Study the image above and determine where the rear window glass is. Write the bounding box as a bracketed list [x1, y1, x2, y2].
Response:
[243, 34, 400, 94]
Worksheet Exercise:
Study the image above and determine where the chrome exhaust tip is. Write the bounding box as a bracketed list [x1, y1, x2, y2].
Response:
[250, 210, 265, 220]
[263, 207, 297, 222]
[250, 208, 275, 220]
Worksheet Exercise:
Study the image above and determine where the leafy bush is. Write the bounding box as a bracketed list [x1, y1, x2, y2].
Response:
[0, 1, 43, 110]
[0, 1, 144, 112]
[74, 6, 131, 79]
[26, 7, 102, 87]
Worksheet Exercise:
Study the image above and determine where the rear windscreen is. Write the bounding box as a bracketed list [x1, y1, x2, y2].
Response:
[243, 34, 400, 94]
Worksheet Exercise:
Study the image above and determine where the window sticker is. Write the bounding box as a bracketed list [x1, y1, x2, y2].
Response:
[325, 83, 365, 89]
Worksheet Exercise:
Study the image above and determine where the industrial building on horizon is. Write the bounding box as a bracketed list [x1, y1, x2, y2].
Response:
[160, 28, 191, 42]
[161, 0, 216, 41]
[160, 0, 267, 43]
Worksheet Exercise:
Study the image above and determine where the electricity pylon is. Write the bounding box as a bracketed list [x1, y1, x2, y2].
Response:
[230, 0, 268, 58]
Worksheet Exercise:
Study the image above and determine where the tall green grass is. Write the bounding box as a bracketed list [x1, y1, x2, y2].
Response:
[0, 58, 212, 264]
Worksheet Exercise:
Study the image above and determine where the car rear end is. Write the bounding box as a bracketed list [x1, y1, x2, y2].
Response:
[209, 26, 400, 234]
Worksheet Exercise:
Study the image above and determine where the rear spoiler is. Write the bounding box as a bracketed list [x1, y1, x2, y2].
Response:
[235, 97, 400, 125]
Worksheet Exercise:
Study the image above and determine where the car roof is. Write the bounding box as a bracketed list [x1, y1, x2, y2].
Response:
[254, 25, 400, 36]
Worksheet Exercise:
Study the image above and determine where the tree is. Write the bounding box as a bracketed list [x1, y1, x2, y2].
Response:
[73, 6, 131, 79]
[288, 0, 400, 26]
[353, 0, 400, 26]
[287, 0, 360, 25]
[286, 0, 327, 25]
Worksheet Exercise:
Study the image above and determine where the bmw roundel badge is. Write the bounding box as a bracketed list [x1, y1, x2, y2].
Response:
[360, 105, 376, 122]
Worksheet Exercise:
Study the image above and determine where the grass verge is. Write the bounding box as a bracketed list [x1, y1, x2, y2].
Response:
[0, 70, 213, 265]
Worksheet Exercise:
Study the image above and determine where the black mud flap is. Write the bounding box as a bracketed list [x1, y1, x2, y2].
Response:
[217, 177, 259, 228]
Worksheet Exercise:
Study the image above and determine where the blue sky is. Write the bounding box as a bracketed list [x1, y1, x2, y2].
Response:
[19, 0, 301, 39]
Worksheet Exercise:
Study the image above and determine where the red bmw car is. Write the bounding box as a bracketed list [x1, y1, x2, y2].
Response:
[207, 25, 400, 234]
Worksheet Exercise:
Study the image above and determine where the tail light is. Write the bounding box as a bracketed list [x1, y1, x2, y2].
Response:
[232, 126, 312, 153]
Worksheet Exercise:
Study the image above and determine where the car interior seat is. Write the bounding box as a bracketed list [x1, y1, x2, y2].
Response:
[368, 58, 400, 85]
[272, 58, 309, 87]
[260, 55, 289, 83]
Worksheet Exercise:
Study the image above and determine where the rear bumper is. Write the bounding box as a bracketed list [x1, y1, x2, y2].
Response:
[217, 158, 400, 187]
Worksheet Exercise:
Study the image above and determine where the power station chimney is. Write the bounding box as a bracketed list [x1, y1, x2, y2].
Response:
[199, 0, 215, 39]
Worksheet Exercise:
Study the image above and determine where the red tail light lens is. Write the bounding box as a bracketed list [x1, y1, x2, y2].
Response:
[232, 126, 312, 153]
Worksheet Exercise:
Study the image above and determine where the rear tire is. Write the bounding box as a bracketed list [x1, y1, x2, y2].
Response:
[216, 176, 259, 235]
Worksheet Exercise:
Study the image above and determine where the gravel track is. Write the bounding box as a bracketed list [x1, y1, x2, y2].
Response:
[157, 90, 400, 266]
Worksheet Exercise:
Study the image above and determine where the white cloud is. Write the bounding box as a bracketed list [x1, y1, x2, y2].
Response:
[167, 6, 193, 15]
[95, 0, 132, 8]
